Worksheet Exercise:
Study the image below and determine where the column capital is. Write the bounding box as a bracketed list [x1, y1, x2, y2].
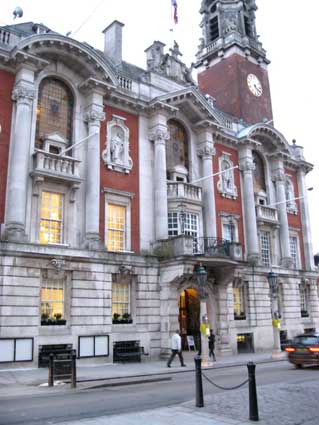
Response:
[12, 83, 35, 105]
[149, 126, 169, 145]
[272, 170, 285, 183]
[84, 107, 105, 124]
[197, 142, 216, 158]
[239, 159, 255, 173]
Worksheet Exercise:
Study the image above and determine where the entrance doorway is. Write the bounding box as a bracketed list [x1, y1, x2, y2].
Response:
[179, 289, 200, 350]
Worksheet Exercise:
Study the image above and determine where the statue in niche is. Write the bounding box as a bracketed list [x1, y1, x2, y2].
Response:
[110, 131, 124, 164]
[222, 162, 232, 192]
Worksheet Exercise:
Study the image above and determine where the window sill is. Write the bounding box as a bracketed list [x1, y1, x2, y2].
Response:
[111, 323, 136, 332]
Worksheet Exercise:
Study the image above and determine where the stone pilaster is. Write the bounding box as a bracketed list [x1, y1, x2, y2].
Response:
[149, 125, 169, 241]
[197, 130, 216, 238]
[216, 282, 233, 356]
[5, 72, 35, 242]
[238, 146, 259, 264]
[272, 162, 292, 268]
[297, 168, 315, 270]
[83, 104, 105, 249]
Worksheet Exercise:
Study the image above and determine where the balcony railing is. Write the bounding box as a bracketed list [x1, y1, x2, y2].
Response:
[256, 204, 278, 223]
[167, 182, 202, 203]
[32, 150, 81, 182]
[193, 237, 230, 257]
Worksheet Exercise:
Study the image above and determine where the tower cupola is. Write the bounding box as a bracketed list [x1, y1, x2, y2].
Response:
[196, 0, 268, 67]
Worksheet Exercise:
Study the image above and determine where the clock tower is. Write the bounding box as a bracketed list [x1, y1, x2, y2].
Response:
[196, 0, 273, 125]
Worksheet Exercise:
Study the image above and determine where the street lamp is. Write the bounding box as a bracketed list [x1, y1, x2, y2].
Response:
[196, 265, 212, 365]
[267, 271, 282, 358]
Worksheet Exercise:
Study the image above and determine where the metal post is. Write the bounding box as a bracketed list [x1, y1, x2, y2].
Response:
[247, 362, 259, 421]
[71, 352, 77, 388]
[48, 353, 54, 387]
[194, 355, 204, 407]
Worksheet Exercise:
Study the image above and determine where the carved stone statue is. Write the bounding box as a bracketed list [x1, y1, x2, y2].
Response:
[110, 132, 124, 163]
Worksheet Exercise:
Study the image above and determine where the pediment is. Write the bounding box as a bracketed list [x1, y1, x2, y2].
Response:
[12, 34, 118, 85]
[154, 87, 226, 127]
[237, 123, 291, 154]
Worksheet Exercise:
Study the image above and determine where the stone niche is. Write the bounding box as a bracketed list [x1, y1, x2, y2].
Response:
[102, 115, 133, 174]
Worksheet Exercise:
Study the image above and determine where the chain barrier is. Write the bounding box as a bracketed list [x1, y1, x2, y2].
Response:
[202, 371, 249, 391]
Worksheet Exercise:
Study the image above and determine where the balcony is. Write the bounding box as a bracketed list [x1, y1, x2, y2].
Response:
[32, 149, 82, 184]
[152, 236, 242, 261]
[256, 204, 279, 224]
[167, 182, 202, 203]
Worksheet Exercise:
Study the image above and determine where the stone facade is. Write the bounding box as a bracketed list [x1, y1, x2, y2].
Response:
[0, 1, 318, 367]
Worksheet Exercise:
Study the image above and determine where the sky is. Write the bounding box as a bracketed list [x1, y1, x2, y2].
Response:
[1, 0, 319, 253]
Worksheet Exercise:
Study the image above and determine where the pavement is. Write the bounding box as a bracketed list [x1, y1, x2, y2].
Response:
[0, 351, 290, 425]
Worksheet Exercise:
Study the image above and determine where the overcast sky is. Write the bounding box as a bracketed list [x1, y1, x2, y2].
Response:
[2, 0, 318, 253]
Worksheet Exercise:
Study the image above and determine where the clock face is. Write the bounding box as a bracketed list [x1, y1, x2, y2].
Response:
[247, 74, 263, 97]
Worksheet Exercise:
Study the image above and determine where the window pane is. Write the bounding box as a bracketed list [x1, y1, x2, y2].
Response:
[41, 281, 65, 322]
[40, 192, 63, 244]
[107, 204, 125, 252]
[260, 231, 271, 266]
[112, 281, 130, 317]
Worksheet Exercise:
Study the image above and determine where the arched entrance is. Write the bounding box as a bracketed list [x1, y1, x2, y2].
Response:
[179, 288, 200, 350]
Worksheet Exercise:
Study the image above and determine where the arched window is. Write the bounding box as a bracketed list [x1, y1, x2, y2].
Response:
[36, 78, 74, 149]
[167, 120, 189, 181]
[252, 151, 266, 193]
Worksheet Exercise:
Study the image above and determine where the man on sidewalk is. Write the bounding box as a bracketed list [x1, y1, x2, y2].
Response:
[167, 330, 186, 368]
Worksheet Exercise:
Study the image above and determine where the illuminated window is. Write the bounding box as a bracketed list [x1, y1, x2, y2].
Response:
[41, 280, 65, 325]
[112, 278, 132, 324]
[233, 281, 247, 320]
[36, 78, 73, 149]
[40, 192, 63, 244]
[107, 204, 125, 252]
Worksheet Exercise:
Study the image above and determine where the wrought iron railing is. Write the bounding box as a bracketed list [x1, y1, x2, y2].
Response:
[193, 237, 230, 257]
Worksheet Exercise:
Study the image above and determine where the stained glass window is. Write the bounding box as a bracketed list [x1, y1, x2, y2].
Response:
[36, 78, 73, 148]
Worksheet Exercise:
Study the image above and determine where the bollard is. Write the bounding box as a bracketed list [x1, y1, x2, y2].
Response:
[194, 355, 204, 407]
[48, 353, 54, 387]
[71, 352, 77, 388]
[247, 362, 259, 421]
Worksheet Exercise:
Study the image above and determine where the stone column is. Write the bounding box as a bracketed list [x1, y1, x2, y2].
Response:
[238, 146, 259, 264]
[197, 130, 216, 238]
[216, 282, 233, 356]
[272, 160, 292, 268]
[5, 69, 35, 242]
[149, 119, 169, 241]
[83, 99, 105, 249]
[297, 167, 315, 270]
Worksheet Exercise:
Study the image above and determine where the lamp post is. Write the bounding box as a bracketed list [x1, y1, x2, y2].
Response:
[196, 265, 212, 366]
[267, 271, 282, 358]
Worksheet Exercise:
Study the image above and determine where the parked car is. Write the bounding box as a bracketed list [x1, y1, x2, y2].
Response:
[285, 333, 319, 368]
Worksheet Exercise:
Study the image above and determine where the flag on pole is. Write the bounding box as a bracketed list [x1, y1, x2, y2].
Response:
[171, 0, 178, 24]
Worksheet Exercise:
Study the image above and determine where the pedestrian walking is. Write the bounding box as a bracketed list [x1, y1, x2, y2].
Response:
[167, 330, 186, 368]
[208, 329, 216, 361]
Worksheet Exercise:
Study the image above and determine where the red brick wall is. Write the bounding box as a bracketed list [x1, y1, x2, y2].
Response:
[99, 106, 140, 252]
[213, 144, 245, 251]
[285, 169, 305, 268]
[0, 70, 15, 224]
[198, 54, 273, 125]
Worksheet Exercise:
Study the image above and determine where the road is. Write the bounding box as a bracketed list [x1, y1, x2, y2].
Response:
[0, 362, 317, 425]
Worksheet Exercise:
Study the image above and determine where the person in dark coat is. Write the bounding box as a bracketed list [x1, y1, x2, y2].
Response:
[208, 329, 216, 361]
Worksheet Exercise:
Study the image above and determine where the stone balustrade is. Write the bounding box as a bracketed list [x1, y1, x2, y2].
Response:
[256, 204, 279, 223]
[32, 149, 81, 181]
[167, 182, 202, 203]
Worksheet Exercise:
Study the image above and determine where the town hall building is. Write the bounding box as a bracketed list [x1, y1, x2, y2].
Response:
[0, 0, 318, 366]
